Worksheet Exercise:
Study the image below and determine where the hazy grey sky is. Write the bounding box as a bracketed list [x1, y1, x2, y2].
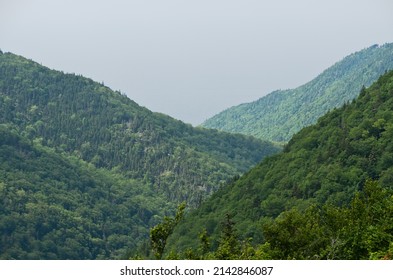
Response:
[1, 0, 393, 125]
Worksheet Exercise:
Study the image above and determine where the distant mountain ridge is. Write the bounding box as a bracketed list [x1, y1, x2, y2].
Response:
[202, 43, 393, 142]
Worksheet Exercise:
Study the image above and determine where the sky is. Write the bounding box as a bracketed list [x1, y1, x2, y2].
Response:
[1, 0, 393, 125]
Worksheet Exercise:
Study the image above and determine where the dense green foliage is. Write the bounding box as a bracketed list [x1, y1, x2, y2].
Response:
[0, 51, 279, 259]
[150, 202, 185, 259]
[262, 180, 393, 260]
[164, 180, 393, 260]
[0, 51, 279, 206]
[0, 125, 168, 259]
[167, 70, 393, 259]
[202, 43, 393, 142]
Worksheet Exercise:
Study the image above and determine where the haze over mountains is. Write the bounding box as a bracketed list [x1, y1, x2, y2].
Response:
[202, 43, 393, 142]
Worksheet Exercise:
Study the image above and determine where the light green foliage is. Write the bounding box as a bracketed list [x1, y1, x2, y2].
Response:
[203, 43, 393, 142]
[198, 229, 211, 256]
[150, 202, 185, 259]
[263, 179, 393, 260]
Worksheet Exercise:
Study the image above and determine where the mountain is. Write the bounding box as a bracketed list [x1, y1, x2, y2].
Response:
[0, 51, 279, 259]
[0, 51, 279, 204]
[167, 70, 393, 259]
[202, 43, 393, 142]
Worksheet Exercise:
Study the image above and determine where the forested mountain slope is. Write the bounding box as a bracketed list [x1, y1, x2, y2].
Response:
[0, 51, 279, 206]
[168, 70, 393, 258]
[0, 50, 279, 259]
[202, 43, 393, 142]
[0, 126, 169, 259]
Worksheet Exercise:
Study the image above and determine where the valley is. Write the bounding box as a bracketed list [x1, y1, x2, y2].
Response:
[1, 46, 393, 260]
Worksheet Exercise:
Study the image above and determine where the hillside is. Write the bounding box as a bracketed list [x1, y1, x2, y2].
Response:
[167, 70, 393, 259]
[202, 43, 393, 142]
[0, 125, 172, 259]
[0, 51, 279, 259]
[0, 51, 279, 206]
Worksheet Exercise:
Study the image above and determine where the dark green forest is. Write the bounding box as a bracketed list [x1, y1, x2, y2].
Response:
[166, 70, 393, 260]
[0, 51, 278, 259]
[202, 43, 393, 142]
